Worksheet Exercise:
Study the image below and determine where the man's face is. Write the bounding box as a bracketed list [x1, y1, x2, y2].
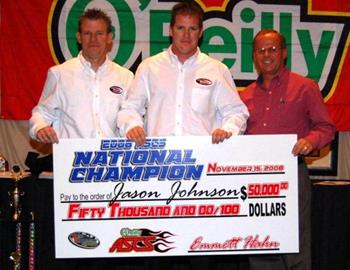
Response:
[253, 32, 287, 78]
[169, 14, 203, 63]
[76, 19, 112, 63]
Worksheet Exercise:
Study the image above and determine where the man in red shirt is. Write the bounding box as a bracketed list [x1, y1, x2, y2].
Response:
[240, 29, 335, 270]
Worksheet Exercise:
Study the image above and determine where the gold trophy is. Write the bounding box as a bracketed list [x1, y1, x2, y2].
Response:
[9, 251, 21, 270]
[8, 165, 24, 270]
[8, 165, 24, 221]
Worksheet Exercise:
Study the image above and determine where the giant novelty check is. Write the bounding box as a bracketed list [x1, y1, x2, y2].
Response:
[53, 135, 298, 258]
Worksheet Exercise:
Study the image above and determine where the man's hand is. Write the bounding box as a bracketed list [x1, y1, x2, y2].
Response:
[292, 138, 314, 156]
[36, 126, 59, 144]
[126, 126, 147, 146]
[211, 129, 232, 144]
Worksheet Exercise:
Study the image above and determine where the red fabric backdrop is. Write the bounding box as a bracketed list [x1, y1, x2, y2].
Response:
[1, 0, 349, 130]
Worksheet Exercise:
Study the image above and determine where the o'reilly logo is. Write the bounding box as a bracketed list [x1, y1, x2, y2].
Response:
[48, 0, 348, 99]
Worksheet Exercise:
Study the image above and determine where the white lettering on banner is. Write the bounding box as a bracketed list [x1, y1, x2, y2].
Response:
[52, 0, 345, 92]
[53, 135, 298, 258]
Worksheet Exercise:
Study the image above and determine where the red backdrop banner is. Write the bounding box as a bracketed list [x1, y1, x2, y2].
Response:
[1, 1, 55, 120]
[1, 0, 349, 130]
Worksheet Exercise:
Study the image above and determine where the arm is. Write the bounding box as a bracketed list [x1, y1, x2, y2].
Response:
[29, 69, 61, 143]
[117, 62, 149, 143]
[212, 65, 249, 143]
[293, 80, 335, 155]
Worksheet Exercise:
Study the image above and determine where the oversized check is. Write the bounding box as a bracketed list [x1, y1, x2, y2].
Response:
[53, 135, 298, 258]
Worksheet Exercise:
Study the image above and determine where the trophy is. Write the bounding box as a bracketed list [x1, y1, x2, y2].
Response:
[8, 165, 24, 221]
[9, 249, 21, 270]
[0, 154, 9, 171]
[8, 165, 24, 270]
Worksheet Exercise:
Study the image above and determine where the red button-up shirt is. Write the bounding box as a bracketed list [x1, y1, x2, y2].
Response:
[240, 67, 335, 149]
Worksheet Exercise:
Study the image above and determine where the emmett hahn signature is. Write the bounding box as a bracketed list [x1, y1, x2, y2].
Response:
[109, 181, 247, 206]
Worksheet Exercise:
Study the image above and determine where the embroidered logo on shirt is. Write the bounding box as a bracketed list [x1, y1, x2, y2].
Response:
[196, 78, 212, 86]
[109, 86, 123, 94]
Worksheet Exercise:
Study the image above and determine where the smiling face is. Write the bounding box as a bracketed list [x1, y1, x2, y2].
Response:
[169, 13, 203, 63]
[76, 18, 112, 67]
[253, 32, 287, 80]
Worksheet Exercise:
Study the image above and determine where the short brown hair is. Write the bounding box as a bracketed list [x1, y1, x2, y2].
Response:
[170, 2, 204, 28]
[253, 29, 286, 49]
[78, 8, 112, 33]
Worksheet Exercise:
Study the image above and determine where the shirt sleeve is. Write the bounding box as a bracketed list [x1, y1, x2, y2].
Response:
[303, 80, 336, 149]
[117, 62, 149, 136]
[28, 69, 61, 139]
[215, 65, 249, 135]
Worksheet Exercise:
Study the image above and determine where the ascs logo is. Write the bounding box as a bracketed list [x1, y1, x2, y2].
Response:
[109, 228, 175, 253]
